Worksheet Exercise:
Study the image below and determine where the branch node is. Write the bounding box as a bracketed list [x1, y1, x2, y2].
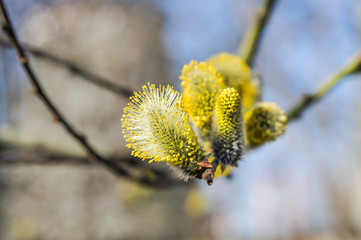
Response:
[302, 94, 316, 104]
[51, 114, 60, 122]
[79, 133, 87, 141]
[69, 65, 78, 73]
[255, 9, 264, 21]
[1, 23, 7, 32]
[30, 87, 38, 94]
[88, 154, 96, 162]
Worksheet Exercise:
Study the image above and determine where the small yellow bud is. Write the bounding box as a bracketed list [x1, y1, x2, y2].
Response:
[245, 102, 287, 147]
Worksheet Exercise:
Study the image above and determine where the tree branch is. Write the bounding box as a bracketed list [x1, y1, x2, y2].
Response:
[238, 0, 278, 66]
[0, 141, 186, 188]
[0, 1, 181, 188]
[0, 38, 133, 98]
[286, 51, 361, 122]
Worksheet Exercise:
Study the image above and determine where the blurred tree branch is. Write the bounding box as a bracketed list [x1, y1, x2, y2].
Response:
[287, 51, 361, 122]
[0, 38, 133, 98]
[0, 141, 186, 188]
[238, 0, 278, 66]
[0, 0, 182, 188]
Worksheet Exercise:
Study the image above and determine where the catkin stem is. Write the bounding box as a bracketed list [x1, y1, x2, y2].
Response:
[238, 0, 278, 66]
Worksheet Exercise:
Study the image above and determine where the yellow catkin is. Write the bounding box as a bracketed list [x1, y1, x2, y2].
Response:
[208, 52, 261, 109]
[179, 61, 225, 139]
[121, 84, 205, 180]
[212, 88, 243, 167]
[244, 102, 287, 147]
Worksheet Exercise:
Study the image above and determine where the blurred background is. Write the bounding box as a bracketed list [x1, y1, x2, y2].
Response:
[0, 0, 361, 239]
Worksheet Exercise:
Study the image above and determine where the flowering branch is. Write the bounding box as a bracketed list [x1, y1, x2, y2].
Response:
[2, 0, 357, 187]
[0, 0, 180, 188]
[287, 51, 361, 122]
[0, 38, 133, 98]
[238, 0, 278, 66]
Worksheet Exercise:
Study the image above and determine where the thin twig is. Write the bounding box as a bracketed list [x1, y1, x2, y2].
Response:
[238, 0, 278, 66]
[0, 1, 180, 188]
[0, 38, 133, 98]
[286, 51, 361, 122]
[0, 141, 185, 187]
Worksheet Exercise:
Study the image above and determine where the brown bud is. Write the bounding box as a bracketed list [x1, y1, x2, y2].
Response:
[202, 169, 214, 186]
[30, 87, 38, 94]
[197, 161, 213, 169]
[51, 114, 60, 122]
[19, 57, 27, 64]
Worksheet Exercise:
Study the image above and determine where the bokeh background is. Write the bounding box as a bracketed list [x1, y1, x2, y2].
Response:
[0, 0, 361, 239]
